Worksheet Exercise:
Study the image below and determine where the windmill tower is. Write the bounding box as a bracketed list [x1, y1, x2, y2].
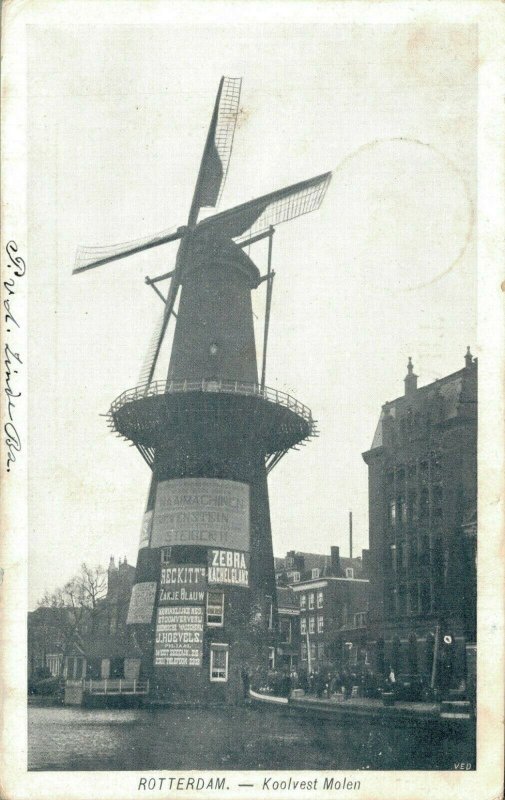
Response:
[74, 77, 331, 703]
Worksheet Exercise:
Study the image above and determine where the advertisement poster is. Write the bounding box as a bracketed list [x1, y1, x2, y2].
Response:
[126, 581, 157, 624]
[154, 606, 204, 667]
[159, 564, 207, 604]
[208, 549, 250, 588]
[151, 478, 250, 550]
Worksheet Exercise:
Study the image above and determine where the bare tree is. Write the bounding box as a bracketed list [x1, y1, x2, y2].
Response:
[37, 563, 108, 663]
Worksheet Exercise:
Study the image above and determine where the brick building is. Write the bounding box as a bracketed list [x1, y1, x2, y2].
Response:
[277, 547, 370, 672]
[362, 352, 477, 690]
[275, 586, 300, 672]
[28, 556, 137, 682]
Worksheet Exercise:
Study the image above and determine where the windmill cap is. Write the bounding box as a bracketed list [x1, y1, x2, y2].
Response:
[182, 228, 261, 288]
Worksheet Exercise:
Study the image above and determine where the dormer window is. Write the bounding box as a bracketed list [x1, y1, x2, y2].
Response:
[292, 571, 300, 583]
[345, 567, 354, 579]
[311, 568, 320, 579]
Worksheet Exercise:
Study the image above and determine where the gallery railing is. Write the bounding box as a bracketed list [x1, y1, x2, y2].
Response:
[109, 379, 314, 426]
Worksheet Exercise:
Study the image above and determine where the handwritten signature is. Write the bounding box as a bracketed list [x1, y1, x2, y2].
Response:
[3, 240, 25, 472]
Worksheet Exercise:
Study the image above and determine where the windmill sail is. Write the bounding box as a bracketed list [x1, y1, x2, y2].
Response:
[73, 225, 184, 274]
[188, 77, 242, 225]
[198, 171, 332, 242]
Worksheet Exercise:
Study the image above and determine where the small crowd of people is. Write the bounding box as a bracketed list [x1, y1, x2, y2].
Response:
[256, 665, 392, 700]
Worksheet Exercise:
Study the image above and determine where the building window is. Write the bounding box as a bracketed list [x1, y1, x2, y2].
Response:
[267, 646, 276, 671]
[408, 490, 417, 523]
[311, 568, 320, 579]
[399, 497, 407, 525]
[309, 616, 315, 634]
[308, 593, 315, 610]
[354, 612, 366, 628]
[345, 567, 354, 579]
[386, 586, 395, 615]
[392, 636, 402, 675]
[210, 643, 228, 682]
[279, 618, 291, 643]
[419, 488, 430, 517]
[292, 571, 300, 583]
[408, 585, 418, 614]
[389, 500, 396, 526]
[161, 547, 172, 563]
[433, 485, 443, 518]
[206, 590, 224, 626]
[46, 654, 62, 677]
[300, 594, 307, 610]
[310, 643, 316, 662]
[317, 615, 324, 633]
[317, 591, 323, 609]
[431, 452, 442, 476]
[301, 642, 307, 661]
[265, 595, 273, 630]
[398, 585, 407, 615]
[318, 643, 325, 661]
[420, 584, 430, 613]
[408, 633, 418, 674]
[300, 617, 307, 635]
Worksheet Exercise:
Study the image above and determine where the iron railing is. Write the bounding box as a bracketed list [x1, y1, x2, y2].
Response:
[109, 379, 314, 426]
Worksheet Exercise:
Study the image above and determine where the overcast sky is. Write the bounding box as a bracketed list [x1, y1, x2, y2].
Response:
[27, 22, 477, 608]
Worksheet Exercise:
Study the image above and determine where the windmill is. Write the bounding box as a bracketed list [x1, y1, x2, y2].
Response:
[74, 77, 331, 703]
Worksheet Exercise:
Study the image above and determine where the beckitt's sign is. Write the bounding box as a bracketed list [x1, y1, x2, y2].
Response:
[154, 606, 203, 667]
[208, 549, 249, 587]
[159, 565, 206, 604]
[151, 478, 250, 550]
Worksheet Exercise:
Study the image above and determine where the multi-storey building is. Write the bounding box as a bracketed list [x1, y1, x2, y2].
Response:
[362, 352, 477, 690]
[275, 586, 300, 672]
[283, 547, 370, 672]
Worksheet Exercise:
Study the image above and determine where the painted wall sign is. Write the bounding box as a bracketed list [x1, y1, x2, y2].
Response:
[154, 606, 204, 667]
[159, 565, 207, 604]
[126, 582, 157, 624]
[208, 549, 249, 587]
[138, 510, 153, 549]
[151, 478, 250, 550]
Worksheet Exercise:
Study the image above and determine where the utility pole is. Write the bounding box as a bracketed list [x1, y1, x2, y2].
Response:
[349, 510, 353, 560]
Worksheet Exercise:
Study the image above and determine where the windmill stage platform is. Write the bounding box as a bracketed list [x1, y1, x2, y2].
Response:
[107, 378, 318, 471]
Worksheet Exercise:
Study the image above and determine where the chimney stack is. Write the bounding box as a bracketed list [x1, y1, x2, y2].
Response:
[362, 548, 370, 578]
[330, 546, 340, 576]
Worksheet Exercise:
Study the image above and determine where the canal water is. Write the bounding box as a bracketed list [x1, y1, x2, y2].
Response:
[28, 704, 474, 771]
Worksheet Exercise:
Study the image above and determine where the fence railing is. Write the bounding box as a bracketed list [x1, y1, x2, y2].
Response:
[109, 379, 314, 425]
[78, 678, 150, 695]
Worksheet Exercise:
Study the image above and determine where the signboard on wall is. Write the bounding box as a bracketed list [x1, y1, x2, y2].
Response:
[138, 510, 153, 549]
[208, 549, 249, 587]
[154, 606, 204, 667]
[126, 582, 157, 624]
[151, 478, 250, 551]
[159, 565, 207, 604]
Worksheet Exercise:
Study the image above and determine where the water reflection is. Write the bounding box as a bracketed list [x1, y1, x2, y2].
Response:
[28, 704, 474, 771]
